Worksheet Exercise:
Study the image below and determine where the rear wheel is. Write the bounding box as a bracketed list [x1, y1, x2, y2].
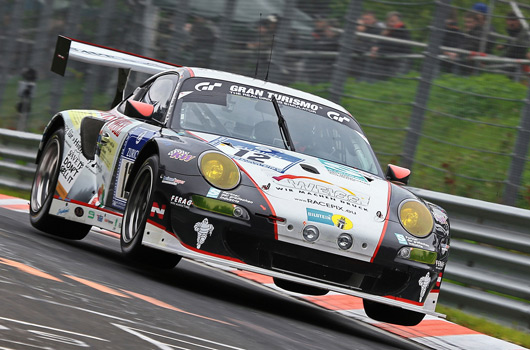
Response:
[121, 155, 181, 269]
[363, 299, 425, 326]
[30, 128, 91, 240]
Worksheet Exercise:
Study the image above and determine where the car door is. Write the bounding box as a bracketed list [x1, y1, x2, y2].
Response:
[94, 73, 180, 211]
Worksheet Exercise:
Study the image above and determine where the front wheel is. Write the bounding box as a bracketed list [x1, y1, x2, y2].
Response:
[30, 128, 91, 240]
[121, 155, 181, 269]
[363, 299, 425, 326]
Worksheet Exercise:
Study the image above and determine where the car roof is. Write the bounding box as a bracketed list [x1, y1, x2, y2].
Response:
[179, 67, 352, 116]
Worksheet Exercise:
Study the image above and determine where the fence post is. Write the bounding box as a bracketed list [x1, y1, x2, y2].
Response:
[167, 0, 190, 65]
[30, 0, 55, 76]
[0, 0, 24, 111]
[82, 0, 117, 108]
[401, 0, 451, 170]
[267, 0, 295, 84]
[212, 0, 237, 71]
[328, 0, 363, 104]
[503, 89, 530, 206]
[49, 0, 84, 114]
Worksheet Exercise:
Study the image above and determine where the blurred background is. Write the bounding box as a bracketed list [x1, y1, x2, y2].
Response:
[1, 0, 529, 209]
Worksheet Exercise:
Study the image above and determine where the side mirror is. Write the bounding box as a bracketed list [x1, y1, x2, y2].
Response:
[124, 99, 154, 119]
[386, 164, 411, 185]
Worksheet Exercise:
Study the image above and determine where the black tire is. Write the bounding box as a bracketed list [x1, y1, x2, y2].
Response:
[121, 155, 181, 269]
[363, 299, 425, 326]
[30, 128, 91, 240]
[273, 277, 329, 296]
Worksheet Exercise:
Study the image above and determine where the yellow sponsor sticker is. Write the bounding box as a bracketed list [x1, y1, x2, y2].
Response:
[68, 110, 99, 130]
[332, 214, 353, 230]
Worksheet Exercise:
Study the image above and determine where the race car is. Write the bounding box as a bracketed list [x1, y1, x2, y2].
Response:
[30, 36, 450, 326]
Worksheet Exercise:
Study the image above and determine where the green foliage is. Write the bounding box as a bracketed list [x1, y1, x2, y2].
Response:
[437, 305, 530, 348]
[292, 72, 530, 208]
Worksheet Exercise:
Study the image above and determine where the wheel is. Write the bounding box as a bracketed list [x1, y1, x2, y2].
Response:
[273, 277, 329, 296]
[363, 299, 425, 326]
[121, 155, 181, 269]
[30, 128, 91, 240]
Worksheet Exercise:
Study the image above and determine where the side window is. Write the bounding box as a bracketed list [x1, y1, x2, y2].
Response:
[118, 74, 179, 123]
[139, 74, 179, 123]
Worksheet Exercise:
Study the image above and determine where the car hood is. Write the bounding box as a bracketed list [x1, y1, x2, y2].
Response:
[194, 132, 391, 262]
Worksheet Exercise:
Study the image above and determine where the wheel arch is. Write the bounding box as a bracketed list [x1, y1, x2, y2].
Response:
[36, 114, 65, 164]
[125, 140, 159, 195]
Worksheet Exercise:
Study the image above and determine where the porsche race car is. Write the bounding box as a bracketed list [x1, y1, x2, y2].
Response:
[30, 36, 450, 326]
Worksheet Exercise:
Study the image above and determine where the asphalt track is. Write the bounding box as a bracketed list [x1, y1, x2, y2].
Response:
[0, 206, 425, 350]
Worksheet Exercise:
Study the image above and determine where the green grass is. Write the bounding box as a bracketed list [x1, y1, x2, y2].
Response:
[292, 73, 530, 209]
[0, 187, 30, 200]
[438, 305, 530, 348]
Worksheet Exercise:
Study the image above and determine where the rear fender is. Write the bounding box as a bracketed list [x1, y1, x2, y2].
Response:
[36, 114, 65, 164]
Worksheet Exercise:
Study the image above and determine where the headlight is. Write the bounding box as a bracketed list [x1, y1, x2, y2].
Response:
[199, 151, 240, 190]
[398, 200, 433, 237]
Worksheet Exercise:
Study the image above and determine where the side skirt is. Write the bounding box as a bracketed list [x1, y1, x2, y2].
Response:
[49, 197, 123, 233]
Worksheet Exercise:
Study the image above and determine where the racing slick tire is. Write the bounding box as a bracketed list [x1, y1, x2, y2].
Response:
[363, 299, 425, 326]
[273, 277, 329, 296]
[121, 155, 181, 269]
[30, 128, 91, 240]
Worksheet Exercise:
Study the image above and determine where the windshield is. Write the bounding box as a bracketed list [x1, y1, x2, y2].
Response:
[171, 78, 382, 176]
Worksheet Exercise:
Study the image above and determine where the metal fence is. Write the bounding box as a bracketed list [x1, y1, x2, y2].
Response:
[0, 128, 528, 331]
[0, 0, 530, 210]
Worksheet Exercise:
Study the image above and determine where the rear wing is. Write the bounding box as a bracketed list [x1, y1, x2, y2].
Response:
[51, 36, 181, 106]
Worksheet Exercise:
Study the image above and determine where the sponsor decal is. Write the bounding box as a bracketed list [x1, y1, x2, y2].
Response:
[206, 187, 221, 198]
[206, 187, 252, 204]
[306, 209, 353, 229]
[170, 195, 192, 208]
[88, 210, 95, 219]
[394, 233, 408, 245]
[218, 192, 253, 204]
[210, 137, 303, 173]
[107, 117, 132, 137]
[65, 126, 82, 152]
[113, 128, 156, 210]
[57, 207, 69, 216]
[295, 198, 358, 215]
[435, 260, 445, 270]
[150, 202, 166, 219]
[306, 208, 334, 226]
[195, 82, 222, 91]
[168, 148, 196, 162]
[418, 272, 431, 301]
[194, 218, 214, 249]
[96, 214, 104, 222]
[327, 111, 350, 123]
[273, 174, 370, 207]
[136, 130, 148, 144]
[228, 84, 320, 113]
[432, 206, 447, 224]
[59, 147, 86, 185]
[161, 175, 186, 186]
[394, 233, 430, 249]
[319, 159, 368, 184]
[441, 243, 449, 255]
[99, 135, 118, 170]
[74, 207, 84, 217]
[332, 215, 353, 230]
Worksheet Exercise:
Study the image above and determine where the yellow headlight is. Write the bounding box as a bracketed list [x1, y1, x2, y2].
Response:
[199, 151, 240, 190]
[399, 200, 433, 237]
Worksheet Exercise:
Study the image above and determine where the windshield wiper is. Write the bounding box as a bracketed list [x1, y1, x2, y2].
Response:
[271, 96, 295, 152]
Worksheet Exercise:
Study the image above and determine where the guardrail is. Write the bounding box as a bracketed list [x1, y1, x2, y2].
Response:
[0, 128, 40, 191]
[0, 128, 528, 331]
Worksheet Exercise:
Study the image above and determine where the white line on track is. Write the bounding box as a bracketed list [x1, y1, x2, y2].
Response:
[0, 316, 108, 342]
